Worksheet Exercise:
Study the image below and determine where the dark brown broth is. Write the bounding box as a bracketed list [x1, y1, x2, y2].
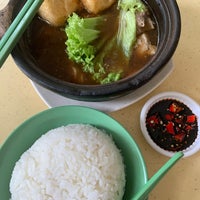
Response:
[27, 4, 158, 85]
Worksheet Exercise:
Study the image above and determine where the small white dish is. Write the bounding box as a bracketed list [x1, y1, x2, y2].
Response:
[140, 91, 200, 157]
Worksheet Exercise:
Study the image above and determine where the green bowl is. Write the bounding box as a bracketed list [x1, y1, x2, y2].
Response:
[0, 106, 147, 199]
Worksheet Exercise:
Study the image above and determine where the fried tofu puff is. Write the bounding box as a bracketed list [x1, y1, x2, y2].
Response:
[81, 0, 117, 14]
[38, 0, 81, 26]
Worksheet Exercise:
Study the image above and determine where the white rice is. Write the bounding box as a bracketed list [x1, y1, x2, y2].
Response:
[10, 124, 125, 200]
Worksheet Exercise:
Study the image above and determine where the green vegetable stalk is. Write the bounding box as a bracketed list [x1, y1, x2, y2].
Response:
[117, 0, 146, 58]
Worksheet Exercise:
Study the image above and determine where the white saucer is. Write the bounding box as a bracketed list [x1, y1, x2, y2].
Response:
[31, 60, 173, 113]
[140, 91, 200, 157]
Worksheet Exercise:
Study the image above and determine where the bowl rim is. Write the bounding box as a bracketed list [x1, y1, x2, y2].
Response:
[140, 91, 200, 157]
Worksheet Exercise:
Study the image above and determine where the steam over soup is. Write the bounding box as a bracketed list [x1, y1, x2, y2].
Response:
[27, 1, 158, 85]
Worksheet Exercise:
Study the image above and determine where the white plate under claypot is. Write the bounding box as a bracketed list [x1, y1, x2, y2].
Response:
[140, 91, 200, 157]
[31, 61, 173, 112]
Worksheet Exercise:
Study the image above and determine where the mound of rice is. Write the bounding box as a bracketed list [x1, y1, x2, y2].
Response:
[10, 124, 125, 200]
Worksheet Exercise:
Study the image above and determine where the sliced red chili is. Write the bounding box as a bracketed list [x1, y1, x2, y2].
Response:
[185, 125, 192, 131]
[165, 113, 174, 120]
[187, 115, 196, 123]
[147, 115, 159, 127]
[169, 102, 183, 113]
[169, 103, 177, 113]
[166, 122, 175, 134]
[174, 133, 185, 142]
